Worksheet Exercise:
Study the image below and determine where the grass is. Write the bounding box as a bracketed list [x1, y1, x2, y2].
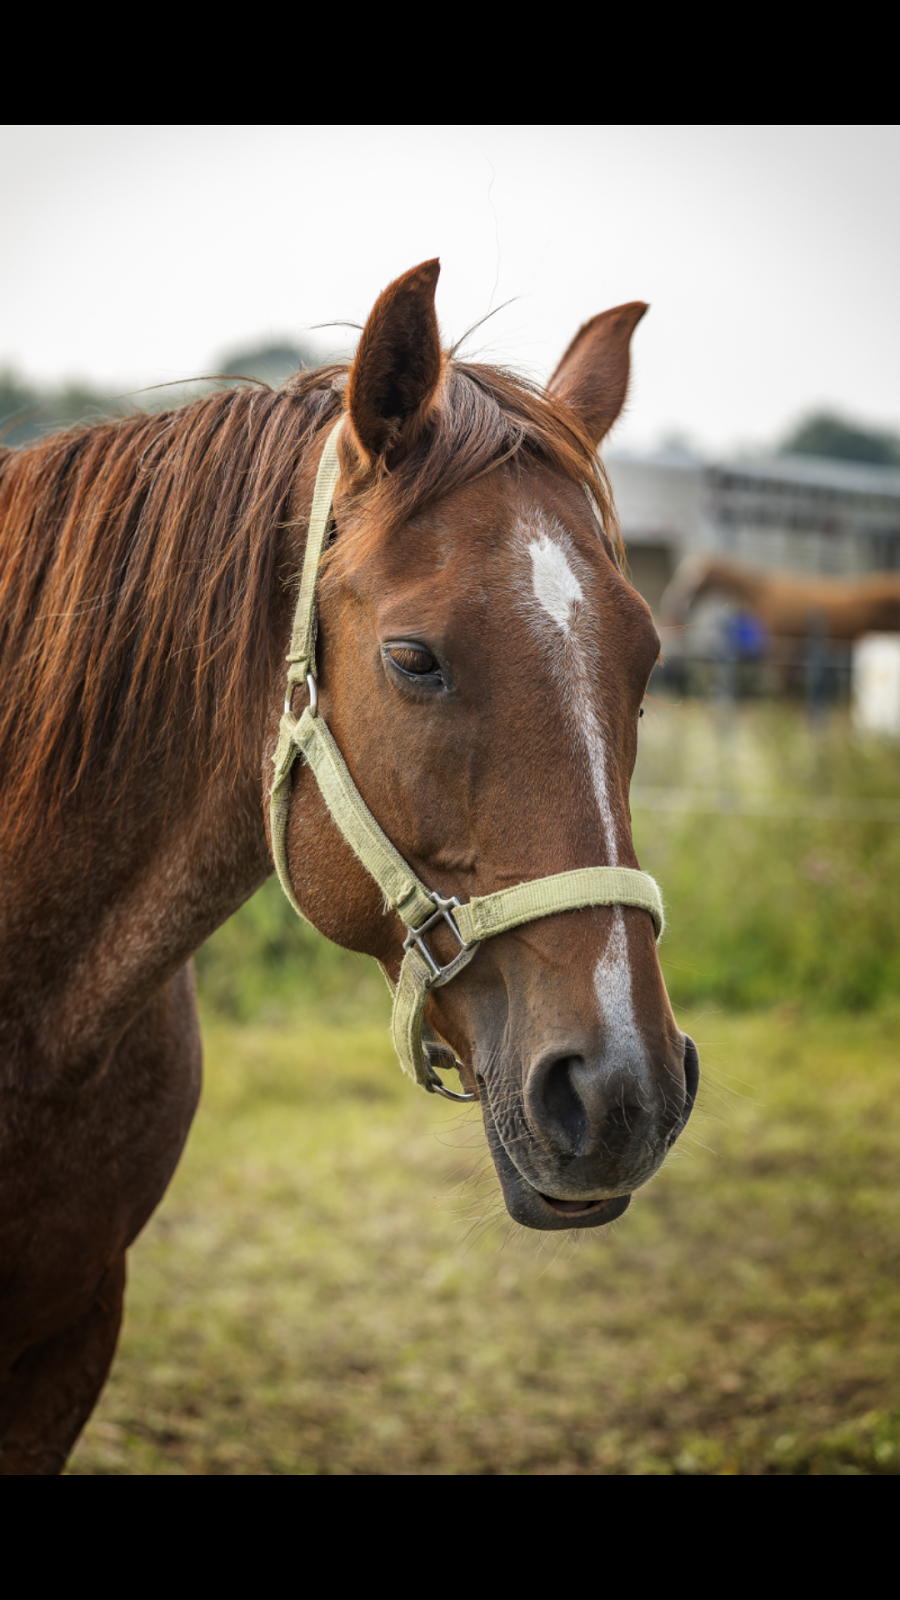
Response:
[634, 700, 900, 1012]
[67, 1001, 900, 1475]
[66, 702, 900, 1474]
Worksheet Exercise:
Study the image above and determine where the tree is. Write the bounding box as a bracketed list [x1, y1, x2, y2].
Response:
[1, 337, 338, 450]
[215, 340, 325, 386]
[779, 411, 900, 467]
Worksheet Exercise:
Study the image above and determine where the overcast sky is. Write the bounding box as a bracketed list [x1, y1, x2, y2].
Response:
[3, 125, 898, 456]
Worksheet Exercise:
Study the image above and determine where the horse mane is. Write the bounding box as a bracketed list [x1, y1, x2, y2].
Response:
[0, 359, 621, 850]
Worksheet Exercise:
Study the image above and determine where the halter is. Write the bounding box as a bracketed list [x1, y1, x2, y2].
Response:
[269, 418, 665, 1101]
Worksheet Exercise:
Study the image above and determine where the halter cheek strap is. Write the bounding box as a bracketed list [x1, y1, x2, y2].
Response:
[269, 417, 665, 1099]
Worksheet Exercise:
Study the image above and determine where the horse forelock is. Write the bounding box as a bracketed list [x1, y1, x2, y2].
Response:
[325, 359, 623, 579]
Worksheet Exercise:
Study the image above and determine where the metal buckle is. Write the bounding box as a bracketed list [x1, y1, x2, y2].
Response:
[403, 892, 468, 982]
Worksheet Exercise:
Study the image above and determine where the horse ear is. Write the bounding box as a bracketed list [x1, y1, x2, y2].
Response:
[347, 259, 443, 464]
[548, 302, 648, 447]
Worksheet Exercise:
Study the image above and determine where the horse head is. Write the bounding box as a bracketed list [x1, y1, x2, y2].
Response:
[271, 261, 698, 1231]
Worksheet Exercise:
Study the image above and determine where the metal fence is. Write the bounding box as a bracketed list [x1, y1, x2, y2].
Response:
[651, 637, 853, 709]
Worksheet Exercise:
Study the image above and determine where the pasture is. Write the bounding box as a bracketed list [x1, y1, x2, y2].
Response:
[67, 704, 900, 1474]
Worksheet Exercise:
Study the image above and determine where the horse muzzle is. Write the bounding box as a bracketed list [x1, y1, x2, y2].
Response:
[480, 1034, 700, 1231]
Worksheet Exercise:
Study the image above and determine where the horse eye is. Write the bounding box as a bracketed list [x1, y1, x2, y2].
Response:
[387, 645, 439, 677]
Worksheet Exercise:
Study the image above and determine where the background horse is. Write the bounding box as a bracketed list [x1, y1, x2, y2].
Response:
[661, 553, 900, 640]
[0, 261, 697, 1473]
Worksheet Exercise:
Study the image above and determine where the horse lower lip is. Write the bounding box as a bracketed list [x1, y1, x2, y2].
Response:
[538, 1192, 627, 1217]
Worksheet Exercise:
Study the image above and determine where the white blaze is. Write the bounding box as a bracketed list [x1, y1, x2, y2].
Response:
[525, 519, 619, 866]
[521, 512, 642, 1051]
[593, 907, 643, 1052]
[529, 531, 583, 633]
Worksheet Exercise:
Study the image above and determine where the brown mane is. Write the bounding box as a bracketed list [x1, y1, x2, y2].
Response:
[0, 359, 620, 849]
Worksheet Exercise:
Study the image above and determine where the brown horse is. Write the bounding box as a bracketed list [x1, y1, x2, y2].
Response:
[0, 261, 698, 1473]
[661, 553, 900, 640]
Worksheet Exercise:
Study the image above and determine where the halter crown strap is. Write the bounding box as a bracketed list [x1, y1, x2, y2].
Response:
[285, 417, 344, 692]
[269, 415, 665, 1094]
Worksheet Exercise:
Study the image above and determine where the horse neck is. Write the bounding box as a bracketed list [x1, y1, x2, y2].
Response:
[0, 566, 286, 1088]
[0, 728, 273, 1081]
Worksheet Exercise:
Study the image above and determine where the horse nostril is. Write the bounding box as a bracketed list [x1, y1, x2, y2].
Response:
[683, 1035, 700, 1109]
[527, 1051, 648, 1161]
[541, 1054, 589, 1154]
[669, 1034, 700, 1141]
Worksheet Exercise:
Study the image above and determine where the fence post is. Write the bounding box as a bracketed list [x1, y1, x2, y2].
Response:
[806, 610, 828, 726]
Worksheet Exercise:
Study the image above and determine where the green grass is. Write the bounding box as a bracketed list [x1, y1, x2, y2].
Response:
[66, 703, 900, 1474]
[67, 1001, 900, 1475]
[634, 700, 900, 1012]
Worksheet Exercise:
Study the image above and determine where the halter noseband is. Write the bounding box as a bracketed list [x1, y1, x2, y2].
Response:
[269, 418, 665, 1101]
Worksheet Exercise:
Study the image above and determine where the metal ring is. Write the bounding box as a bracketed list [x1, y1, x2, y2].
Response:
[428, 1074, 477, 1103]
[283, 673, 319, 718]
[425, 1050, 476, 1102]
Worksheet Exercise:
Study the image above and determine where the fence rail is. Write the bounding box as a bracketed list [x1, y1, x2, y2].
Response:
[631, 786, 900, 821]
[652, 639, 853, 704]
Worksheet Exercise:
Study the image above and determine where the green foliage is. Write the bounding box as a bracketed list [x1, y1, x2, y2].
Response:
[0, 365, 224, 448]
[194, 878, 383, 1024]
[0, 366, 131, 447]
[778, 409, 900, 466]
[0, 368, 40, 433]
[0, 341, 329, 450]
[633, 703, 900, 1013]
[215, 340, 324, 386]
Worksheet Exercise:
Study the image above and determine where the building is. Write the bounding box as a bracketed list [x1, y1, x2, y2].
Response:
[606, 448, 900, 618]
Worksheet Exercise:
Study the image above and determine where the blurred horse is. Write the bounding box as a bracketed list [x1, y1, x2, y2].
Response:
[661, 554, 900, 641]
[0, 261, 697, 1472]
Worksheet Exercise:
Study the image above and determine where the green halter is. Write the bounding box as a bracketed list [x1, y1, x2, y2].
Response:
[269, 418, 665, 1099]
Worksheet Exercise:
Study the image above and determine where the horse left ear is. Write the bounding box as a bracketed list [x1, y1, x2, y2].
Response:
[347, 259, 443, 464]
[548, 302, 648, 447]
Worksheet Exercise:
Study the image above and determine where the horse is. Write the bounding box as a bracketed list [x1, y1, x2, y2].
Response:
[661, 553, 900, 641]
[0, 260, 698, 1474]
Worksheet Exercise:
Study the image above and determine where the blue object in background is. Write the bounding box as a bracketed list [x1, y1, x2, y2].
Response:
[727, 609, 768, 659]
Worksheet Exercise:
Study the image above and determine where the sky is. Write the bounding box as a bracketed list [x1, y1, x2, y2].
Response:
[2, 125, 898, 457]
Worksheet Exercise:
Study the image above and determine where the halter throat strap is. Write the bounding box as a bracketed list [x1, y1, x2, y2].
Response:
[269, 416, 665, 1096]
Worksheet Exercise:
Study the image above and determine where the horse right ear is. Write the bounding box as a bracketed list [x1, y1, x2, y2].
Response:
[548, 302, 648, 448]
[347, 260, 443, 465]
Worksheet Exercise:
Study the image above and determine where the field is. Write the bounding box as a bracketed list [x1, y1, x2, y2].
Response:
[67, 704, 900, 1474]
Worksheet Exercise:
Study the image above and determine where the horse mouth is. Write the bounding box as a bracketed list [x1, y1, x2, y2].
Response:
[478, 1093, 634, 1232]
[537, 1192, 632, 1221]
[479, 1034, 700, 1232]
